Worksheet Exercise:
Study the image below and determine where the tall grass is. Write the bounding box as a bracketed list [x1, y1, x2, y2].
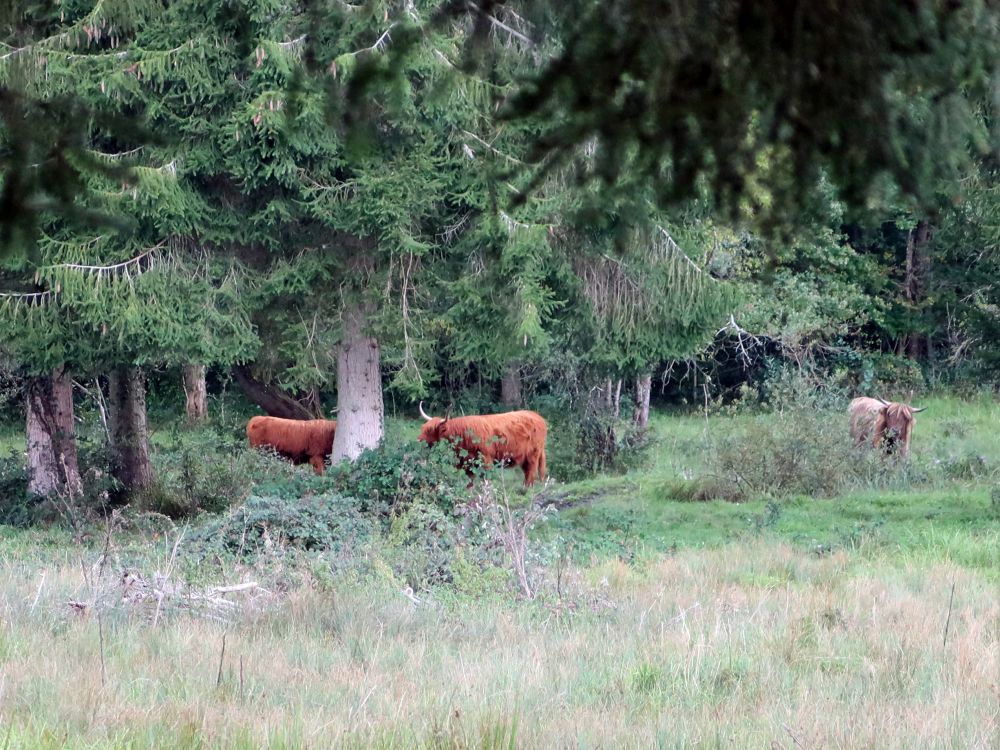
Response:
[0, 539, 996, 748]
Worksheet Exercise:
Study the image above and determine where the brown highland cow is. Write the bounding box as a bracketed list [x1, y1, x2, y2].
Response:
[246, 415, 337, 475]
[417, 402, 548, 486]
[848, 397, 924, 458]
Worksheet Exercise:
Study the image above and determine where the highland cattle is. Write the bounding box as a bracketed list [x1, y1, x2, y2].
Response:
[417, 402, 548, 486]
[246, 415, 337, 475]
[849, 397, 924, 458]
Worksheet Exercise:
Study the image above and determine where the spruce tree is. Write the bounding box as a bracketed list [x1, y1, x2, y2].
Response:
[0, 0, 257, 496]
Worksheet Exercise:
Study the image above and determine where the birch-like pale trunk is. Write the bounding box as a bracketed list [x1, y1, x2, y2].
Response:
[633, 373, 651, 432]
[182, 364, 208, 423]
[501, 362, 523, 408]
[330, 300, 384, 462]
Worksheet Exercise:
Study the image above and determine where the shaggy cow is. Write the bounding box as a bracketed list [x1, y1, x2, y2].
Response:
[849, 397, 925, 458]
[246, 416, 337, 475]
[417, 402, 548, 486]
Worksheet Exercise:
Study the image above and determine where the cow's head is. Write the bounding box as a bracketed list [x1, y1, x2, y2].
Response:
[417, 401, 449, 446]
[877, 398, 925, 456]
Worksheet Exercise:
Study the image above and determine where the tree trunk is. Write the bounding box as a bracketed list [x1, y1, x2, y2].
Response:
[633, 373, 651, 432]
[500, 362, 522, 408]
[232, 365, 322, 420]
[586, 379, 617, 472]
[182, 364, 208, 424]
[903, 219, 932, 359]
[107, 366, 154, 495]
[612, 379, 622, 419]
[25, 366, 82, 498]
[330, 300, 384, 462]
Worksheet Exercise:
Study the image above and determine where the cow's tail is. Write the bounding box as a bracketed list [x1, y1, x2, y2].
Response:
[536, 446, 546, 482]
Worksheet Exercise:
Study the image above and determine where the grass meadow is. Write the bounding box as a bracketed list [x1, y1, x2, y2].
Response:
[0, 392, 998, 748]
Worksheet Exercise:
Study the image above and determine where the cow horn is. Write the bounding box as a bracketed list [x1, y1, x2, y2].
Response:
[418, 400, 432, 421]
[876, 397, 891, 406]
[911, 406, 926, 413]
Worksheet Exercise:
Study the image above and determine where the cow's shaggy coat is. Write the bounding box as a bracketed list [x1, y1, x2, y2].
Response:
[849, 397, 923, 458]
[418, 408, 548, 486]
[246, 416, 337, 475]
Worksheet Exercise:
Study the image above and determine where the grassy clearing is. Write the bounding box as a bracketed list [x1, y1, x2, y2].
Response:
[533, 393, 1000, 566]
[0, 540, 996, 748]
[0, 393, 997, 747]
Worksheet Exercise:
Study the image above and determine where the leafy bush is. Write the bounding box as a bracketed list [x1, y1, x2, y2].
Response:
[533, 390, 653, 482]
[938, 452, 990, 481]
[186, 492, 377, 558]
[0, 441, 118, 528]
[860, 353, 926, 395]
[381, 501, 467, 588]
[326, 440, 475, 516]
[143, 428, 292, 518]
[710, 408, 861, 500]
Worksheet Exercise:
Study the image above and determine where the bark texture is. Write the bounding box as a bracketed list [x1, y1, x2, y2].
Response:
[107, 366, 154, 495]
[25, 366, 82, 498]
[232, 365, 322, 420]
[330, 300, 384, 462]
[500, 363, 523, 408]
[902, 219, 932, 359]
[633, 373, 652, 432]
[182, 364, 208, 423]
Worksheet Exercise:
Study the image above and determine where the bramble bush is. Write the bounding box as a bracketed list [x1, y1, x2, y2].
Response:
[326, 440, 475, 516]
[138, 427, 293, 519]
[186, 492, 377, 559]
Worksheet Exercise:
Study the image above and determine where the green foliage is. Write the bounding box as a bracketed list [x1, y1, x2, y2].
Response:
[494, 1, 996, 232]
[138, 428, 275, 518]
[0, 441, 117, 527]
[711, 410, 863, 501]
[381, 501, 466, 589]
[326, 440, 474, 517]
[187, 492, 377, 558]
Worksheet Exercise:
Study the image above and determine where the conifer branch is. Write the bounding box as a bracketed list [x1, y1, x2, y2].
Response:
[90, 147, 145, 162]
[656, 226, 707, 275]
[277, 35, 308, 51]
[0, 290, 55, 303]
[338, 22, 400, 62]
[45, 241, 164, 275]
[461, 130, 525, 165]
[471, 3, 535, 47]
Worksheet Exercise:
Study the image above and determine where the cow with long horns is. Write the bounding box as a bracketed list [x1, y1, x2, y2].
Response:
[417, 402, 548, 486]
[849, 397, 925, 458]
[246, 415, 337, 475]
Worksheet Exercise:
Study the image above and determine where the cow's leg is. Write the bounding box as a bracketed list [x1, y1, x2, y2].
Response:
[536, 449, 546, 482]
[309, 455, 325, 476]
[522, 458, 537, 487]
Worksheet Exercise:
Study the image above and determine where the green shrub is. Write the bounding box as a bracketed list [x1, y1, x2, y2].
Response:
[0, 441, 118, 528]
[0, 450, 33, 526]
[665, 477, 745, 503]
[541, 406, 653, 482]
[148, 428, 291, 518]
[186, 492, 376, 558]
[326, 440, 474, 516]
[938, 452, 990, 481]
[382, 501, 465, 588]
[862, 353, 926, 395]
[711, 409, 860, 500]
